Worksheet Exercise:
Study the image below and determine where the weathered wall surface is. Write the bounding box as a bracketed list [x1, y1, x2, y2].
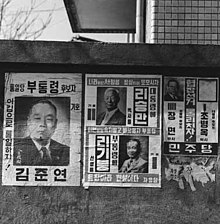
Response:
[0, 40, 220, 224]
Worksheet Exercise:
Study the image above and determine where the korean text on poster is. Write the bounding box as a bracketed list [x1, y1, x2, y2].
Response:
[164, 77, 218, 156]
[83, 74, 162, 188]
[3, 73, 82, 186]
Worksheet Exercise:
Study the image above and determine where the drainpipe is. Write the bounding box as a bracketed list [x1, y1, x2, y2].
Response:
[136, 0, 146, 43]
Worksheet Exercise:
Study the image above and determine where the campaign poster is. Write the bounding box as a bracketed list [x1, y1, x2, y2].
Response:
[3, 73, 82, 186]
[164, 77, 218, 191]
[83, 74, 162, 188]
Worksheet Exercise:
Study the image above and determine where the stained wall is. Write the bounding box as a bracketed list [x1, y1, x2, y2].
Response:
[0, 40, 220, 224]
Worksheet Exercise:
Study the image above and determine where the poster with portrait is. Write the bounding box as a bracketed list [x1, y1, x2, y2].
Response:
[83, 74, 162, 187]
[164, 77, 218, 191]
[2, 73, 82, 186]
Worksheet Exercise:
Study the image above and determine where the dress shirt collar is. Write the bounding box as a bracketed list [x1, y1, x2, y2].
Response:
[32, 139, 51, 152]
[101, 108, 119, 125]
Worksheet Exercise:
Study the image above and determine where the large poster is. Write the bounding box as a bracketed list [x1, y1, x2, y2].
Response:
[3, 73, 82, 186]
[83, 74, 162, 187]
[164, 77, 218, 191]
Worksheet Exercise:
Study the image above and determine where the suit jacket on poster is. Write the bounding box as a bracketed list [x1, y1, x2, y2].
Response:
[164, 93, 183, 101]
[96, 109, 126, 125]
[120, 157, 148, 173]
[14, 136, 69, 166]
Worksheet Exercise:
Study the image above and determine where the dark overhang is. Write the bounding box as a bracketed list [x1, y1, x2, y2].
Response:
[63, 0, 136, 33]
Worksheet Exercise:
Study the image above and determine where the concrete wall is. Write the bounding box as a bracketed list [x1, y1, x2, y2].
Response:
[1, 40, 220, 224]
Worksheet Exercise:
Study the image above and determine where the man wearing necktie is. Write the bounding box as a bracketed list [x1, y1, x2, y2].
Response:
[14, 99, 69, 166]
[164, 79, 183, 101]
[119, 139, 148, 173]
[96, 88, 126, 125]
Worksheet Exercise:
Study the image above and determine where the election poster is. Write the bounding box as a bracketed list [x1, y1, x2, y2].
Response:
[3, 73, 82, 186]
[164, 77, 218, 191]
[83, 74, 162, 188]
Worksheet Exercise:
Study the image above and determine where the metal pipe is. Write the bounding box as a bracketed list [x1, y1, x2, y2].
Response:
[136, 0, 145, 43]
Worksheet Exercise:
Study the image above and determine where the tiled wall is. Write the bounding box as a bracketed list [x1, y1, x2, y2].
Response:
[149, 0, 220, 44]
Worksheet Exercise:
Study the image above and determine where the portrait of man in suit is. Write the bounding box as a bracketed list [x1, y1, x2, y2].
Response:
[119, 138, 148, 173]
[164, 79, 183, 101]
[14, 99, 69, 166]
[96, 87, 126, 125]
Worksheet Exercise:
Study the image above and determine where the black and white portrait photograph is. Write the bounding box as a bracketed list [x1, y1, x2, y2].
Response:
[14, 97, 70, 166]
[119, 136, 149, 173]
[96, 87, 127, 125]
[164, 78, 184, 101]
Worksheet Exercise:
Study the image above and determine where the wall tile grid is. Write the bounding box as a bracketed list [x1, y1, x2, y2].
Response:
[152, 0, 220, 44]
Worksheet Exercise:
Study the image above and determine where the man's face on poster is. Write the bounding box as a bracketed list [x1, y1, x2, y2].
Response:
[104, 89, 119, 111]
[167, 81, 178, 96]
[27, 103, 57, 143]
[127, 140, 139, 159]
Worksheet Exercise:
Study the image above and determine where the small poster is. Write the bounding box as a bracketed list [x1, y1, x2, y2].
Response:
[164, 77, 218, 155]
[83, 74, 162, 187]
[164, 77, 218, 191]
[3, 73, 82, 186]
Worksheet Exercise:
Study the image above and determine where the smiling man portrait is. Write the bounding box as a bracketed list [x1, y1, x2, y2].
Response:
[96, 87, 126, 125]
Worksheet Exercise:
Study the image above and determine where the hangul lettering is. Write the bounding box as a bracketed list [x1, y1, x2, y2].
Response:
[124, 79, 129, 85]
[150, 103, 156, 110]
[200, 129, 208, 136]
[201, 120, 208, 128]
[112, 127, 118, 134]
[112, 151, 118, 159]
[110, 79, 118, 85]
[5, 138, 12, 146]
[150, 111, 156, 117]
[16, 168, 29, 181]
[54, 168, 67, 182]
[39, 81, 47, 93]
[71, 103, 80, 110]
[96, 160, 109, 171]
[150, 95, 156, 103]
[20, 84, 25, 92]
[50, 81, 59, 93]
[149, 177, 153, 183]
[35, 168, 48, 181]
[135, 113, 148, 124]
[104, 79, 111, 85]
[186, 93, 196, 105]
[168, 112, 176, 120]
[88, 174, 94, 181]
[10, 84, 14, 92]
[141, 80, 146, 85]
[112, 160, 117, 166]
[185, 144, 196, 153]
[132, 128, 138, 134]
[201, 111, 208, 119]
[150, 87, 157, 94]
[5, 146, 12, 159]
[153, 177, 159, 183]
[14, 84, 20, 92]
[168, 127, 175, 135]
[61, 84, 76, 92]
[201, 144, 213, 154]
[27, 81, 37, 93]
[168, 143, 180, 153]
[123, 127, 128, 133]
[6, 130, 12, 139]
[212, 110, 216, 119]
[135, 88, 148, 100]
[179, 110, 183, 118]
[212, 120, 216, 129]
